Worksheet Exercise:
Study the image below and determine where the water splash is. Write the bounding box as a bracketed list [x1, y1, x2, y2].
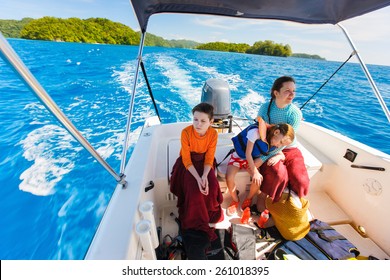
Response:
[18, 125, 76, 196]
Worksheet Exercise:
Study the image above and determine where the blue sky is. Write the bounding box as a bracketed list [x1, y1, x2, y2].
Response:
[1, 0, 389, 66]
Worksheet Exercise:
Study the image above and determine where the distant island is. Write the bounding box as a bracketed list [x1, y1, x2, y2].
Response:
[0, 17, 325, 60]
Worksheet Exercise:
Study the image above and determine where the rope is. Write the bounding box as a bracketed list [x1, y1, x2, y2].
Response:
[300, 51, 356, 110]
[140, 60, 162, 122]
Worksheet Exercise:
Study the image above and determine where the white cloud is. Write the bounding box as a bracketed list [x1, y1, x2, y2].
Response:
[187, 7, 390, 65]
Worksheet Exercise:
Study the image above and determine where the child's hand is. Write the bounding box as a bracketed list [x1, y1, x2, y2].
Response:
[198, 177, 209, 195]
[252, 169, 263, 186]
[267, 154, 284, 166]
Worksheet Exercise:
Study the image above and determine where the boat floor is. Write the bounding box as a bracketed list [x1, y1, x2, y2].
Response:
[159, 190, 277, 260]
[158, 180, 390, 260]
[156, 130, 389, 260]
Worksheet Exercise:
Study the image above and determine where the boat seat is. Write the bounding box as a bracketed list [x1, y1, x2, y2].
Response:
[216, 140, 323, 179]
[167, 139, 181, 181]
[331, 224, 390, 259]
[307, 191, 351, 225]
[296, 140, 322, 178]
[168, 135, 323, 184]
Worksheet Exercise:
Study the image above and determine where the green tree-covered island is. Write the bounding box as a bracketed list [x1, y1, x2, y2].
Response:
[0, 17, 325, 60]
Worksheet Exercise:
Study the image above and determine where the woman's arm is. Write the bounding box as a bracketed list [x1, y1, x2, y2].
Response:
[267, 151, 285, 166]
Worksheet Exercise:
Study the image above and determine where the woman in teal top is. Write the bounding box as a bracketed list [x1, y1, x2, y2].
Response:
[256, 76, 310, 211]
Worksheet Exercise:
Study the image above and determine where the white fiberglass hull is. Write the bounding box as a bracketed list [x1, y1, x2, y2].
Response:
[85, 117, 390, 260]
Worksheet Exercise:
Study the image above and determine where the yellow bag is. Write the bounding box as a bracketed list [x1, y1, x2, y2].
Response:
[266, 191, 310, 241]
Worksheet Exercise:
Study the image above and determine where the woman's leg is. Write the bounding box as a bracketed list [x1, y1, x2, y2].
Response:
[259, 160, 288, 202]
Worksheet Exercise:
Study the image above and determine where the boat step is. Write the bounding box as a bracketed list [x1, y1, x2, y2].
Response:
[332, 224, 390, 259]
[296, 139, 323, 178]
[307, 191, 351, 225]
[159, 205, 180, 243]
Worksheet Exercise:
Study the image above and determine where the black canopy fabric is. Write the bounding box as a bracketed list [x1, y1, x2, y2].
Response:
[130, 0, 390, 31]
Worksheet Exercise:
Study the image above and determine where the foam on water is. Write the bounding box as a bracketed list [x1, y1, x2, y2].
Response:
[18, 124, 76, 196]
[111, 59, 154, 154]
[24, 102, 51, 125]
[234, 89, 266, 119]
[155, 54, 199, 108]
[112, 61, 137, 93]
[95, 132, 122, 160]
[300, 99, 324, 118]
[186, 58, 243, 90]
[54, 187, 111, 260]
[58, 191, 76, 217]
[87, 191, 111, 219]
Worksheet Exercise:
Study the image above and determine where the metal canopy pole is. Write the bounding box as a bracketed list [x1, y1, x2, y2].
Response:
[337, 23, 390, 123]
[119, 31, 146, 176]
[0, 33, 126, 185]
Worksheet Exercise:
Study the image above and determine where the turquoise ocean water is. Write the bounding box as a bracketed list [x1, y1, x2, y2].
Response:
[0, 39, 389, 259]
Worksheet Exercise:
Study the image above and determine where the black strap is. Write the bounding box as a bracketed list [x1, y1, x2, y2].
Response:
[300, 51, 355, 110]
[267, 99, 273, 124]
[311, 225, 334, 231]
[140, 60, 162, 122]
[310, 223, 347, 242]
[317, 231, 346, 242]
[216, 148, 235, 167]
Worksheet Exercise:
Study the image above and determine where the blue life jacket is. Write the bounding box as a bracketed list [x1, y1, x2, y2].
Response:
[231, 123, 275, 159]
[267, 219, 360, 260]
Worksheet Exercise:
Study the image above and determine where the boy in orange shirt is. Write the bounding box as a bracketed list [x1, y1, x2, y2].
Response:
[170, 102, 223, 259]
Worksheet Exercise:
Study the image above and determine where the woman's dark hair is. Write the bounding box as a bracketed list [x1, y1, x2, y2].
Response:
[267, 76, 296, 123]
[192, 102, 214, 120]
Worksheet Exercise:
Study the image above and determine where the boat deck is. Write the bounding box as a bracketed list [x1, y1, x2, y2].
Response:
[159, 177, 390, 260]
[159, 133, 390, 260]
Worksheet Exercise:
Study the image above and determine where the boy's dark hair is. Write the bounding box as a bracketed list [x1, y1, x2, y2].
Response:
[192, 102, 214, 120]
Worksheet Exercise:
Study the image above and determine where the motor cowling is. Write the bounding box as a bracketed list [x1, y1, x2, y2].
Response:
[201, 78, 231, 121]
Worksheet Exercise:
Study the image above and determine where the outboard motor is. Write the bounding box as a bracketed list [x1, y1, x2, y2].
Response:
[201, 78, 232, 131]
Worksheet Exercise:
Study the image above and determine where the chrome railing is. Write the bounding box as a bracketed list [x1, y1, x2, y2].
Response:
[338, 23, 390, 123]
[119, 31, 146, 175]
[0, 32, 126, 186]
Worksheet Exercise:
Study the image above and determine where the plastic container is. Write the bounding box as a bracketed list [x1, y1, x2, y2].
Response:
[240, 207, 251, 224]
[257, 209, 270, 228]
